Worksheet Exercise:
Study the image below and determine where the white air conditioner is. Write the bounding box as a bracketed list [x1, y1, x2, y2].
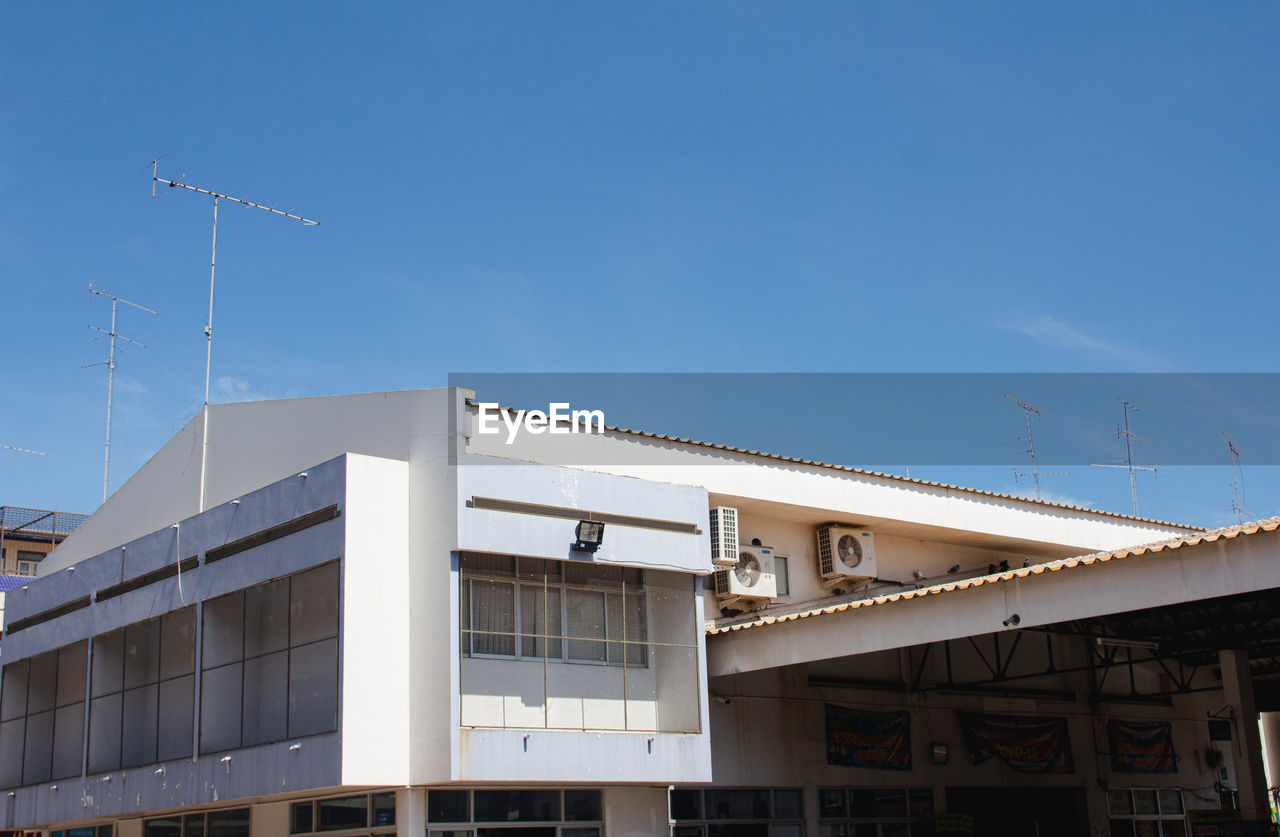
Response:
[715, 545, 778, 602]
[816, 526, 877, 589]
[709, 506, 739, 567]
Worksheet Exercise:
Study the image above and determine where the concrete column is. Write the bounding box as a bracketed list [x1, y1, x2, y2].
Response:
[1261, 711, 1280, 801]
[1219, 649, 1270, 833]
[397, 787, 425, 837]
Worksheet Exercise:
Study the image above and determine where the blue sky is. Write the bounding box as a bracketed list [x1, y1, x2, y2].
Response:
[1, 3, 1277, 527]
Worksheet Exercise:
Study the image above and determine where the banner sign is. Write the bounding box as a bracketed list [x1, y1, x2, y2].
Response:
[824, 704, 912, 771]
[1108, 719, 1178, 773]
[956, 711, 1074, 773]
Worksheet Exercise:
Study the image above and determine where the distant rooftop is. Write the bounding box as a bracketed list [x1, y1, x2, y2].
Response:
[0, 506, 89, 538]
[0, 575, 29, 594]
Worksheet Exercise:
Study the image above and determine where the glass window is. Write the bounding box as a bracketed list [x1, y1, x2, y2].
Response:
[821, 787, 933, 831]
[144, 809, 247, 837]
[819, 790, 846, 818]
[372, 793, 396, 827]
[671, 790, 703, 821]
[704, 789, 770, 820]
[1156, 790, 1183, 815]
[291, 802, 313, 833]
[1108, 789, 1186, 837]
[207, 809, 250, 837]
[16, 551, 43, 576]
[563, 790, 601, 821]
[316, 795, 367, 831]
[773, 556, 790, 596]
[773, 790, 803, 819]
[473, 789, 560, 822]
[675, 789, 805, 833]
[461, 555, 649, 668]
[429, 790, 470, 823]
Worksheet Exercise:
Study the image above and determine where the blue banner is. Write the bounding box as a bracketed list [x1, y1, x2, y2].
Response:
[824, 704, 912, 771]
[1108, 720, 1177, 774]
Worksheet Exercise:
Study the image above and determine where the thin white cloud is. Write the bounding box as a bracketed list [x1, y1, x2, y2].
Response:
[112, 376, 149, 396]
[1003, 315, 1165, 369]
[213, 376, 273, 403]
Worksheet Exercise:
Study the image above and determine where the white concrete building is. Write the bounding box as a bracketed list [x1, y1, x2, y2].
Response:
[1, 388, 1276, 837]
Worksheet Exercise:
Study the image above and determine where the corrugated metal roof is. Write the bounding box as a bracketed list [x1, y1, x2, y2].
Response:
[707, 516, 1280, 635]
[604, 423, 1199, 531]
[463, 400, 1200, 531]
[0, 574, 30, 594]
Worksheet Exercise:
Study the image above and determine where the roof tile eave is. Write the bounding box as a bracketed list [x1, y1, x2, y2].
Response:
[705, 515, 1280, 636]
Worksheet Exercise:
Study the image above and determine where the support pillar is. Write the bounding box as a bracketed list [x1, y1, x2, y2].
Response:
[1261, 712, 1280, 810]
[1219, 649, 1270, 834]
[397, 787, 425, 837]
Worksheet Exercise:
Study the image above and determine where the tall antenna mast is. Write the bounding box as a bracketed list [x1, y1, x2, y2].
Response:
[84, 283, 157, 502]
[1091, 398, 1157, 515]
[1223, 432, 1245, 524]
[1003, 394, 1068, 500]
[150, 159, 318, 512]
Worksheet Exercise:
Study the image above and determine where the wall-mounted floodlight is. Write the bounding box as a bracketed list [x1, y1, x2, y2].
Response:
[574, 521, 605, 553]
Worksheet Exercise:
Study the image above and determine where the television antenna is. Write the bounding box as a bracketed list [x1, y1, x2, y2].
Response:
[149, 158, 319, 512]
[1004, 394, 1068, 500]
[84, 283, 157, 502]
[1091, 398, 1157, 515]
[1223, 432, 1245, 524]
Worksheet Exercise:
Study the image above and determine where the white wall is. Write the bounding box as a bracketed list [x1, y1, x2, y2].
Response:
[341, 454, 411, 784]
[603, 786, 670, 836]
[457, 455, 711, 574]
[45, 389, 448, 574]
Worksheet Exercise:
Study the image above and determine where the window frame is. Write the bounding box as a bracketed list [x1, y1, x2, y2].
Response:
[460, 556, 649, 669]
[772, 555, 790, 596]
[424, 788, 604, 837]
[669, 787, 806, 836]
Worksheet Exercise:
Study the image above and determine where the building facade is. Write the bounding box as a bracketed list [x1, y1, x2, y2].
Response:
[1, 388, 1276, 837]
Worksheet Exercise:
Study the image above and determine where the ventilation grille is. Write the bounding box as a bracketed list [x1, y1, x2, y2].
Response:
[714, 569, 730, 596]
[709, 507, 738, 565]
[817, 527, 835, 576]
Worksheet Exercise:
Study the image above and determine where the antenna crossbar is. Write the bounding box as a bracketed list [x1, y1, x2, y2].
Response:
[153, 177, 320, 226]
[1004, 394, 1067, 500]
[1, 444, 47, 456]
[88, 285, 157, 502]
[1089, 398, 1156, 515]
[149, 159, 318, 513]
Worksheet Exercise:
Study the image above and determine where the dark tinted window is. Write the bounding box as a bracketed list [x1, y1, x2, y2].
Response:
[317, 796, 367, 831]
[473, 790, 559, 822]
[670, 789, 702, 821]
[428, 790, 469, 823]
[207, 808, 250, 837]
[291, 802, 313, 834]
[563, 789, 601, 821]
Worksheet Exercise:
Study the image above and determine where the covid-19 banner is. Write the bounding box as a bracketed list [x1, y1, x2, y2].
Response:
[1108, 719, 1178, 773]
[824, 704, 912, 771]
[956, 711, 1074, 773]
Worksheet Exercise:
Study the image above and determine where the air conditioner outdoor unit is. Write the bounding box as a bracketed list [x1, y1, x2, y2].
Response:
[709, 506, 739, 567]
[715, 545, 778, 602]
[816, 526, 877, 589]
